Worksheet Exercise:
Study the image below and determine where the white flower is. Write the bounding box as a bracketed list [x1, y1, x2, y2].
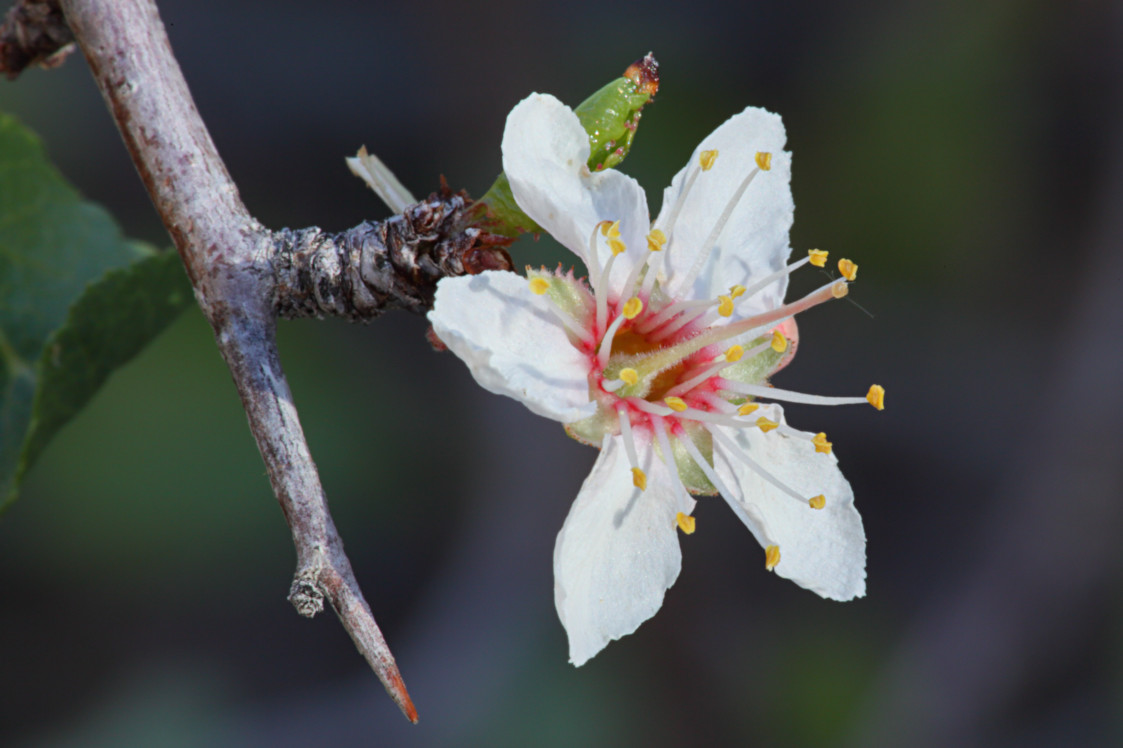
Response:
[429, 93, 883, 666]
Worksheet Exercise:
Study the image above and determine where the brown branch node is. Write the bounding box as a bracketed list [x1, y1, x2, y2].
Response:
[273, 191, 513, 321]
[0, 0, 74, 79]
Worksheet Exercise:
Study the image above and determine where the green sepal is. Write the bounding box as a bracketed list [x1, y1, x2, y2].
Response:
[476, 54, 660, 238]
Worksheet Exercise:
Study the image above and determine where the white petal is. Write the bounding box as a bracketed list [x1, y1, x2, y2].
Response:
[554, 435, 686, 666]
[502, 93, 650, 289]
[429, 271, 596, 423]
[654, 107, 794, 310]
[712, 421, 866, 600]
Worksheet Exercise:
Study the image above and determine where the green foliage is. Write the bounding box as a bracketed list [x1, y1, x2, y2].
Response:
[476, 57, 659, 237]
[0, 114, 192, 510]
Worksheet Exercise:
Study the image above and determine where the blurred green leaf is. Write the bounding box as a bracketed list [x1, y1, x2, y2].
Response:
[0, 114, 192, 510]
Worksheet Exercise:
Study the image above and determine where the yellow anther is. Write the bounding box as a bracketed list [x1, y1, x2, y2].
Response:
[676, 512, 696, 535]
[808, 249, 829, 267]
[867, 384, 885, 411]
[809, 494, 826, 510]
[725, 344, 745, 362]
[632, 467, 647, 491]
[596, 219, 614, 237]
[737, 402, 759, 416]
[756, 416, 779, 433]
[831, 281, 849, 299]
[755, 152, 773, 171]
[609, 238, 627, 256]
[811, 432, 832, 454]
[770, 331, 788, 353]
[607, 220, 621, 238]
[622, 296, 644, 319]
[619, 368, 639, 386]
[529, 277, 550, 295]
[838, 258, 858, 281]
[717, 295, 735, 317]
[765, 545, 781, 570]
[699, 149, 718, 171]
[647, 228, 667, 252]
[729, 284, 746, 299]
[664, 396, 688, 412]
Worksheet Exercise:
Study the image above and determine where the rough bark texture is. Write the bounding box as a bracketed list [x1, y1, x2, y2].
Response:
[49, 0, 516, 723]
[274, 191, 512, 320]
[0, 0, 73, 78]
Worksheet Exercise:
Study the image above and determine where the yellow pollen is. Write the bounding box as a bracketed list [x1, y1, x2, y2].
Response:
[725, 344, 745, 362]
[765, 545, 781, 570]
[619, 368, 639, 386]
[676, 512, 696, 534]
[622, 296, 644, 319]
[529, 277, 550, 295]
[647, 228, 667, 252]
[664, 396, 688, 412]
[737, 402, 759, 416]
[756, 416, 779, 433]
[808, 249, 829, 267]
[729, 284, 746, 299]
[632, 467, 647, 491]
[609, 238, 627, 255]
[699, 149, 718, 171]
[717, 295, 735, 317]
[811, 432, 832, 454]
[838, 258, 859, 281]
[809, 495, 826, 510]
[867, 384, 885, 410]
[831, 281, 849, 299]
[770, 331, 788, 353]
[607, 220, 621, 238]
[596, 219, 614, 237]
[755, 152, 773, 171]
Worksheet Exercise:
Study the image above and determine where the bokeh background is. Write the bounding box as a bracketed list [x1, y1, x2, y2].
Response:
[3, 0, 1122, 745]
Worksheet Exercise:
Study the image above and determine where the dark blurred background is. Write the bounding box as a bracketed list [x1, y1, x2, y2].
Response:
[2, 0, 1122, 745]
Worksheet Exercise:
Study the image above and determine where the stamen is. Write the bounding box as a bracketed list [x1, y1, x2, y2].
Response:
[528, 277, 550, 295]
[586, 224, 605, 299]
[765, 545, 781, 571]
[808, 249, 828, 267]
[676, 512, 696, 534]
[638, 298, 714, 337]
[832, 281, 849, 299]
[600, 220, 621, 239]
[673, 166, 762, 295]
[718, 295, 735, 317]
[737, 402, 759, 416]
[628, 397, 674, 417]
[719, 380, 875, 408]
[811, 432, 832, 454]
[756, 416, 779, 432]
[729, 285, 747, 298]
[755, 152, 772, 171]
[838, 258, 858, 281]
[621, 296, 644, 319]
[616, 405, 646, 491]
[678, 425, 742, 503]
[597, 309, 629, 365]
[738, 255, 813, 302]
[663, 396, 688, 412]
[647, 229, 667, 251]
[699, 149, 718, 171]
[867, 384, 885, 410]
[619, 368, 639, 386]
[710, 427, 818, 509]
[770, 330, 787, 352]
[808, 494, 826, 510]
[665, 346, 746, 397]
[653, 418, 694, 512]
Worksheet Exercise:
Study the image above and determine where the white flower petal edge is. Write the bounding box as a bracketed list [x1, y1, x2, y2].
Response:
[554, 434, 693, 666]
[503, 93, 650, 289]
[655, 107, 793, 311]
[430, 271, 597, 423]
[714, 423, 866, 601]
